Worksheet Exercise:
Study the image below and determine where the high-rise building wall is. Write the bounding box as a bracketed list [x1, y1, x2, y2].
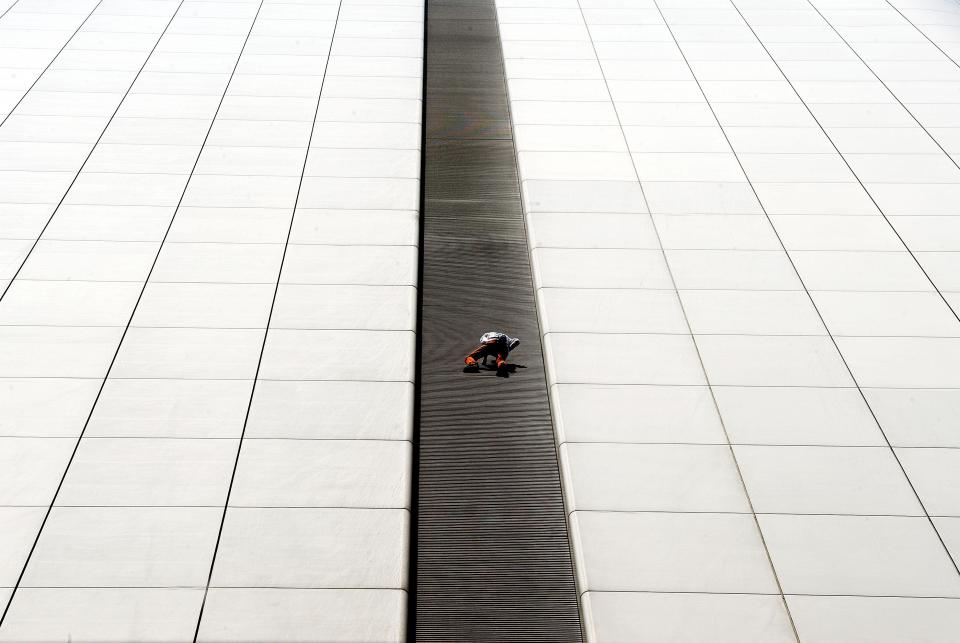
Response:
[1, 0, 959, 641]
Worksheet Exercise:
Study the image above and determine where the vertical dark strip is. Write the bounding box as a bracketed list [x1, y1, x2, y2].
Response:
[406, 0, 428, 636]
[412, 0, 583, 639]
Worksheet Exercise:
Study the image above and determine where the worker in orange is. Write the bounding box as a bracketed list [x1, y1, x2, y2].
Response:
[463, 331, 519, 376]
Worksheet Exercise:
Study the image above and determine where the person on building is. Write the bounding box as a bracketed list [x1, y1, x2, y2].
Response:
[463, 331, 519, 376]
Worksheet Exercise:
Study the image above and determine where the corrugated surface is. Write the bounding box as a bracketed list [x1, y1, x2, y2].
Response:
[411, 0, 583, 640]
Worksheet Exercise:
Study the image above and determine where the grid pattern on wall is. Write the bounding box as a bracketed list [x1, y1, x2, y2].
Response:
[495, 0, 960, 640]
[0, 0, 421, 640]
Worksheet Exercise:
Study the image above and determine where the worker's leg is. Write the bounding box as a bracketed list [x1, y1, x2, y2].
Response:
[463, 340, 497, 372]
[465, 341, 496, 363]
[495, 336, 509, 373]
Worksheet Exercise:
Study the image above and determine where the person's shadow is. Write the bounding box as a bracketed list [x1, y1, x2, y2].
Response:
[482, 363, 526, 378]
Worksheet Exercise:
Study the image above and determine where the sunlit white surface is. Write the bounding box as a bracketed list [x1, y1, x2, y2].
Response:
[497, 0, 960, 639]
[0, 0, 421, 640]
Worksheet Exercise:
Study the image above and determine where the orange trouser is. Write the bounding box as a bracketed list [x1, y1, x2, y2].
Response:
[465, 337, 508, 366]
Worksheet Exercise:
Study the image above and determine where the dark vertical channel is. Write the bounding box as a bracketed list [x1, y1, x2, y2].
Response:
[411, 0, 584, 639]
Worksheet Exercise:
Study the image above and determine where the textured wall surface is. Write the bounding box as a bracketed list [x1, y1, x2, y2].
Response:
[494, 0, 960, 640]
[414, 0, 582, 639]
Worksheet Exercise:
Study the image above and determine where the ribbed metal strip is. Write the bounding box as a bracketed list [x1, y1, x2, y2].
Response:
[411, 0, 583, 639]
